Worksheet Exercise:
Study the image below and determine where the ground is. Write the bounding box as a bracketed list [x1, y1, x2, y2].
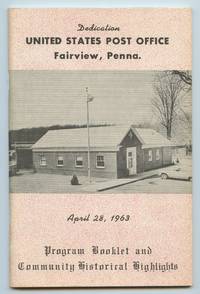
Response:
[10, 157, 192, 194]
[10, 170, 105, 193]
[101, 175, 191, 194]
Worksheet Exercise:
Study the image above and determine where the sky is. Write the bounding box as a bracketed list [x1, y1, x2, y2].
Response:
[9, 70, 192, 130]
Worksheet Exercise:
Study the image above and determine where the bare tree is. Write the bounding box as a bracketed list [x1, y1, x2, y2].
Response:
[171, 70, 192, 86]
[178, 108, 192, 132]
[152, 72, 186, 139]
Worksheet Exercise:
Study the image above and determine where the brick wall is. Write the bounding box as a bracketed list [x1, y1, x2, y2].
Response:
[163, 147, 173, 165]
[33, 150, 117, 178]
[143, 147, 172, 171]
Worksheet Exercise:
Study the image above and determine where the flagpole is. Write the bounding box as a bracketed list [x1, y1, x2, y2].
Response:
[86, 87, 91, 183]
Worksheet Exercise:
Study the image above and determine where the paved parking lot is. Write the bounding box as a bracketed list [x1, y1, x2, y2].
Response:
[10, 170, 106, 193]
[10, 169, 192, 194]
[102, 175, 192, 194]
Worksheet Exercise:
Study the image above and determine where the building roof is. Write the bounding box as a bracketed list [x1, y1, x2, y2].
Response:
[32, 125, 173, 151]
[11, 142, 34, 149]
[32, 125, 131, 151]
[133, 128, 174, 149]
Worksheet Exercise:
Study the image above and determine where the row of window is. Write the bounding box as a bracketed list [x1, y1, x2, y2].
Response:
[148, 149, 160, 162]
[39, 150, 160, 168]
[39, 155, 105, 168]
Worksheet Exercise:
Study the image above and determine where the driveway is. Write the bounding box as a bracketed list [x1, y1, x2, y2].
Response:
[103, 175, 192, 194]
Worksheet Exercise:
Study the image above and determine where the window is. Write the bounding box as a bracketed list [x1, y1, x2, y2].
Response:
[148, 150, 152, 162]
[156, 149, 160, 160]
[40, 155, 47, 166]
[127, 152, 133, 168]
[96, 155, 105, 168]
[57, 156, 64, 166]
[75, 156, 83, 167]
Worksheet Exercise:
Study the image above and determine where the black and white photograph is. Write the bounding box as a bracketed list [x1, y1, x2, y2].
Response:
[9, 70, 192, 193]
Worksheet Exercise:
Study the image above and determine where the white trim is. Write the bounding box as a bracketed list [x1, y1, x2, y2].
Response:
[40, 162, 47, 166]
[156, 149, 160, 160]
[118, 126, 133, 145]
[33, 146, 120, 152]
[142, 144, 173, 149]
[131, 127, 145, 145]
[126, 147, 137, 175]
[39, 155, 47, 166]
[96, 165, 105, 169]
[75, 156, 84, 168]
[148, 150, 153, 161]
[96, 155, 105, 169]
[57, 155, 64, 167]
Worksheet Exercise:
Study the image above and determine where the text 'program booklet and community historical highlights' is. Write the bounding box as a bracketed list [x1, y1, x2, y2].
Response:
[9, 8, 192, 288]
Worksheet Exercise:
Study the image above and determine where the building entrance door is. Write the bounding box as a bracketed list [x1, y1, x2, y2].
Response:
[126, 147, 137, 175]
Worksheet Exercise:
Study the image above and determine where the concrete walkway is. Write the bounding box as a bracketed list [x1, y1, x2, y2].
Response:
[82, 169, 162, 192]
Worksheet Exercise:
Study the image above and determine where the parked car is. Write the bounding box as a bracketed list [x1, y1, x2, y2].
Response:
[160, 161, 192, 181]
[9, 150, 17, 176]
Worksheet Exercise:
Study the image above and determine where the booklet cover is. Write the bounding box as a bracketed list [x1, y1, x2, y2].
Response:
[9, 8, 192, 287]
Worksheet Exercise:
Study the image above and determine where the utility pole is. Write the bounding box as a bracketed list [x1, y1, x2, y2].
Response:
[86, 87, 94, 183]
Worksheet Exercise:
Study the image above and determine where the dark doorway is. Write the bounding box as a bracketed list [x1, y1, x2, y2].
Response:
[16, 148, 33, 169]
